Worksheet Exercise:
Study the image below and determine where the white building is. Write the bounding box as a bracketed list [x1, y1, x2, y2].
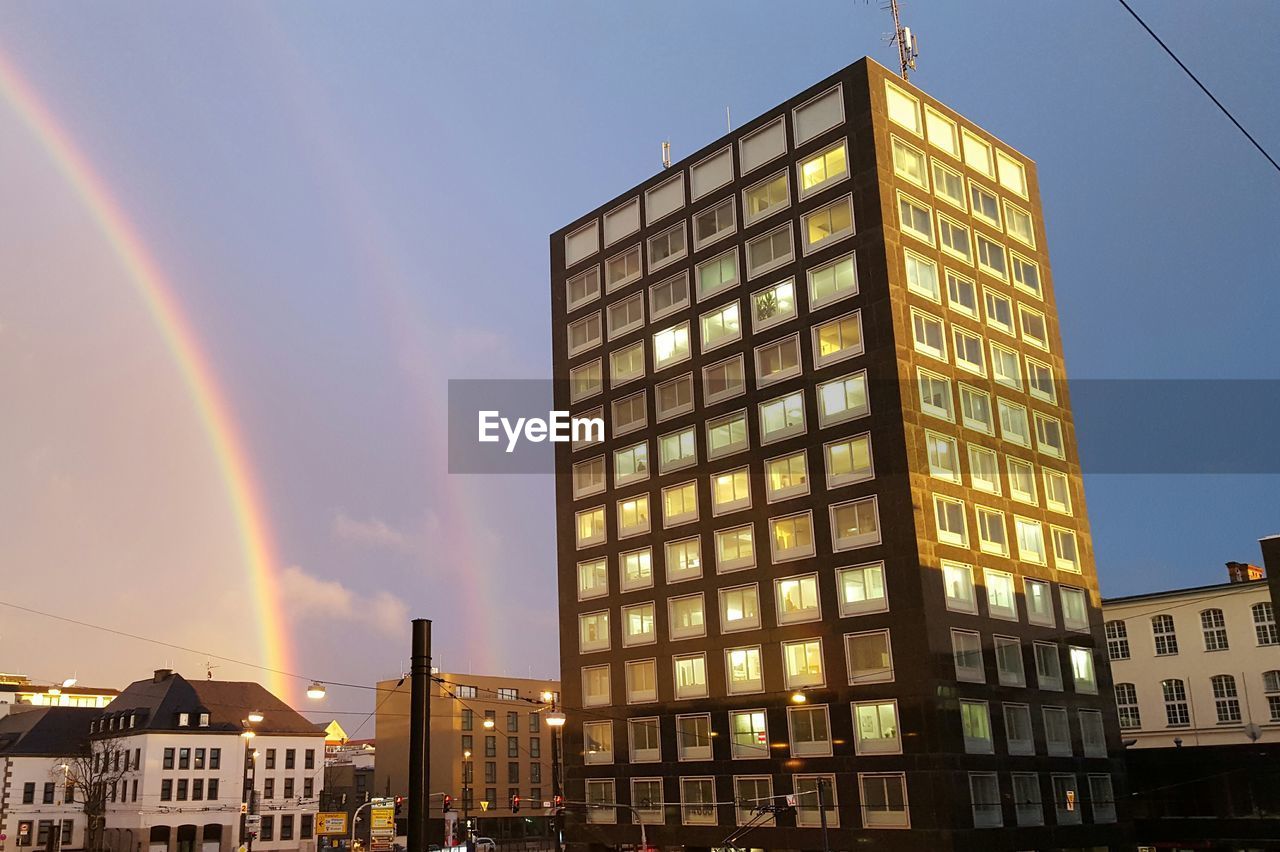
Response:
[1103, 541, 1280, 749]
[93, 670, 325, 852]
[0, 707, 97, 852]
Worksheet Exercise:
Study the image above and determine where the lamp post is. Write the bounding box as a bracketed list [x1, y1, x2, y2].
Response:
[542, 693, 566, 852]
[462, 750, 472, 841]
[239, 724, 259, 852]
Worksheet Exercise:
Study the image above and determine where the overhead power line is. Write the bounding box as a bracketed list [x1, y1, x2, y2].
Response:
[1115, 0, 1280, 176]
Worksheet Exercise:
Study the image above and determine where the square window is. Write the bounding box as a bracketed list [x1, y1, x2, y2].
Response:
[653, 321, 691, 370]
[693, 198, 736, 250]
[665, 536, 703, 583]
[765, 450, 810, 503]
[605, 245, 642, 292]
[609, 340, 645, 387]
[1035, 413, 1065, 459]
[931, 159, 966, 209]
[572, 455, 606, 499]
[1011, 253, 1042, 300]
[969, 182, 1001, 229]
[794, 84, 844, 143]
[1019, 304, 1049, 350]
[1044, 468, 1072, 514]
[984, 569, 1018, 620]
[669, 593, 707, 641]
[751, 278, 798, 331]
[655, 374, 693, 422]
[802, 195, 855, 253]
[997, 150, 1028, 197]
[998, 399, 1031, 447]
[604, 198, 640, 246]
[995, 635, 1026, 687]
[1007, 456, 1038, 504]
[952, 629, 985, 683]
[740, 116, 786, 173]
[754, 334, 802, 387]
[582, 664, 610, 707]
[647, 222, 687, 272]
[933, 494, 968, 546]
[990, 342, 1022, 390]
[959, 384, 993, 434]
[706, 409, 749, 459]
[575, 506, 605, 549]
[619, 547, 653, 591]
[952, 327, 985, 375]
[885, 82, 921, 134]
[715, 526, 756, 573]
[649, 271, 690, 321]
[725, 646, 763, 694]
[571, 405, 603, 450]
[918, 368, 954, 421]
[759, 390, 806, 444]
[566, 266, 601, 311]
[567, 311, 602, 357]
[983, 288, 1014, 335]
[946, 270, 979, 317]
[837, 562, 888, 616]
[645, 172, 685, 223]
[824, 432, 874, 488]
[846, 629, 893, 684]
[1053, 526, 1080, 573]
[611, 437, 650, 483]
[659, 426, 697, 473]
[607, 292, 645, 340]
[891, 136, 928, 189]
[696, 249, 740, 301]
[910, 309, 947, 361]
[1004, 703, 1035, 755]
[1004, 201, 1036, 248]
[962, 130, 994, 178]
[968, 445, 1001, 495]
[673, 654, 708, 699]
[904, 249, 940, 301]
[831, 496, 881, 550]
[976, 234, 1008, 280]
[1070, 646, 1097, 694]
[676, 714, 712, 760]
[711, 466, 752, 515]
[691, 146, 733, 199]
[745, 224, 794, 278]
[798, 137, 850, 199]
[583, 720, 613, 764]
[565, 221, 599, 267]
[976, 506, 1009, 557]
[788, 706, 832, 757]
[858, 773, 908, 828]
[743, 170, 790, 225]
[814, 310, 864, 366]
[937, 214, 972, 263]
[622, 603, 656, 648]
[729, 710, 770, 759]
[925, 106, 959, 156]
[853, 700, 901, 755]
[662, 481, 699, 527]
[629, 718, 661, 762]
[817, 370, 870, 426]
[942, 560, 977, 614]
[616, 493, 650, 538]
[1027, 356, 1057, 403]
[1025, 578, 1055, 626]
[702, 353, 746, 405]
[576, 557, 608, 601]
[770, 511, 815, 562]
[775, 573, 821, 624]
[897, 192, 934, 244]
[925, 431, 960, 482]
[1060, 586, 1089, 630]
[807, 252, 858, 308]
[719, 583, 761, 632]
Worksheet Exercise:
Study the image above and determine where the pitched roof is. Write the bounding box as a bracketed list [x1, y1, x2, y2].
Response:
[99, 670, 324, 736]
[0, 707, 97, 756]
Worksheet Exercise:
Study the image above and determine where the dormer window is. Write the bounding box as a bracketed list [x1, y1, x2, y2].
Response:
[128, 714, 136, 729]
[178, 713, 190, 727]
[198, 713, 210, 727]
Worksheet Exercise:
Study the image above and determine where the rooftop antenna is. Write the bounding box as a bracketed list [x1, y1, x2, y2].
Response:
[726, 106, 732, 133]
[204, 661, 218, 680]
[661, 140, 672, 169]
[886, 0, 919, 80]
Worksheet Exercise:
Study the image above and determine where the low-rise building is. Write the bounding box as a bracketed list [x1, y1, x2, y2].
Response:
[93, 669, 326, 852]
[1103, 546, 1279, 748]
[0, 707, 97, 852]
[1, 676, 119, 718]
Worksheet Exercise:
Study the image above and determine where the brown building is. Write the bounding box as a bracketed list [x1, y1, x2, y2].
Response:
[549, 57, 1129, 849]
[373, 673, 559, 819]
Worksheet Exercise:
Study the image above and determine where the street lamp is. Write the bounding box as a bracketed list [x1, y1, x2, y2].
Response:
[482, 717, 494, 730]
[247, 711, 265, 724]
[542, 694, 566, 852]
[461, 750, 472, 840]
[240, 722, 260, 852]
[306, 682, 327, 700]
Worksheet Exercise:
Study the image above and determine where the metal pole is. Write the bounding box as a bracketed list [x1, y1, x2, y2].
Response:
[551, 723, 562, 852]
[351, 801, 373, 851]
[817, 779, 830, 852]
[408, 619, 432, 852]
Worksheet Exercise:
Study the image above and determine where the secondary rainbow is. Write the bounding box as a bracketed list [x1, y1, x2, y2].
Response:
[0, 52, 294, 696]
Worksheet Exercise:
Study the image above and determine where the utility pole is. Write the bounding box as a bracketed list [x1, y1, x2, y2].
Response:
[408, 619, 431, 852]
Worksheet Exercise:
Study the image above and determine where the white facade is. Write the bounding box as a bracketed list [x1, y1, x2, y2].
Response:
[0, 754, 87, 851]
[100, 731, 324, 852]
[1103, 578, 1279, 748]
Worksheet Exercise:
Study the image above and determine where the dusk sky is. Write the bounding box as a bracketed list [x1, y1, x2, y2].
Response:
[1, 1, 1276, 724]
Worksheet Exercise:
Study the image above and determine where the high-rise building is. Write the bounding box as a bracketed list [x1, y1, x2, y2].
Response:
[550, 57, 1128, 849]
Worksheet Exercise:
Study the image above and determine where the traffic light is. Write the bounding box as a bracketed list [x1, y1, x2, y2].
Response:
[442, 794, 452, 813]
[393, 796, 405, 818]
[552, 794, 564, 811]
[509, 794, 520, 814]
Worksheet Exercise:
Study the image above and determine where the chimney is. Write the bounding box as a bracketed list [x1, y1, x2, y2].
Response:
[153, 668, 173, 683]
[1226, 562, 1264, 583]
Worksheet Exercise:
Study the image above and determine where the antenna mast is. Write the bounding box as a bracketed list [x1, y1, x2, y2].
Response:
[887, 0, 919, 80]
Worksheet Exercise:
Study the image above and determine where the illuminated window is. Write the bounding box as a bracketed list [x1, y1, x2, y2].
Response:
[765, 451, 809, 503]
[579, 611, 609, 653]
[776, 573, 821, 625]
[725, 646, 763, 694]
[799, 139, 849, 198]
[575, 506, 605, 548]
[582, 665, 610, 707]
[576, 558, 607, 601]
[699, 301, 742, 352]
[662, 481, 699, 527]
[802, 195, 854, 253]
[751, 278, 797, 331]
[759, 390, 806, 444]
[619, 547, 652, 591]
[782, 638, 825, 689]
[943, 561, 977, 614]
[817, 371, 870, 426]
[770, 511, 815, 562]
[838, 563, 887, 616]
[706, 409, 749, 459]
[668, 593, 706, 641]
[729, 710, 769, 759]
[673, 653, 708, 699]
[622, 602, 655, 647]
[583, 721, 613, 765]
[719, 583, 761, 631]
[711, 466, 751, 515]
[825, 433, 873, 488]
[814, 310, 864, 366]
[715, 526, 756, 573]
[1071, 647, 1097, 695]
[961, 700, 993, 754]
[665, 536, 702, 583]
[616, 493, 650, 538]
[891, 136, 928, 189]
[853, 700, 901, 755]
[653, 321, 691, 370]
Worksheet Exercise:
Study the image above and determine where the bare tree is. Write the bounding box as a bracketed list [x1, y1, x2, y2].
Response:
[56, 737, 132, 852]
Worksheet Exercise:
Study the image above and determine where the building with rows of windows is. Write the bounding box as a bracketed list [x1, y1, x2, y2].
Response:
[1103, 539, 1280, 748]
[549, 57, 1128, 849]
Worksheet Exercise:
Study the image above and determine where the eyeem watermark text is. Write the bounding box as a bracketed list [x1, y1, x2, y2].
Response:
[477, 410, 604, 453]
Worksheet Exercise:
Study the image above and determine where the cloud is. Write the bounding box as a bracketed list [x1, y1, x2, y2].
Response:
[278, 565, 407, 639]
[331, 512, 413, 553]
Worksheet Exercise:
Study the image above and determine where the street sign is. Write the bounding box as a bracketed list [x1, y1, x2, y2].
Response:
[369, 807, 395, 838]
[479, 801, 490, 812]
[316, 813, 349, 836]
[244, 816, 261, 829]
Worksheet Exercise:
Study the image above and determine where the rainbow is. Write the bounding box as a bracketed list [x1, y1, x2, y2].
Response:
[0, 52, 293, 697]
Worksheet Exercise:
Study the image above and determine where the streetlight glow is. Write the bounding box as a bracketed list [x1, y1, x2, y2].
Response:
[306, 681, 327, 700]
[545, 711, 566, 727]
[248, 711, 265, 723]
[62, 678, 78, 688]
[482, 717, 495, 729]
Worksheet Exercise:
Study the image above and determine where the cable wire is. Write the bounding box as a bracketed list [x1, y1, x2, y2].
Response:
[1115, 0, 1280, 175]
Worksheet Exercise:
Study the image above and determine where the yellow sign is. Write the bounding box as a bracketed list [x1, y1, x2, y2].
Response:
[316, 813, 349, 836]
[479, 801, 490, 812]
[370, 807, 395, 834]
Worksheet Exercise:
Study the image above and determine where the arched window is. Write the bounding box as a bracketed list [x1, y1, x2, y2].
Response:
[1200, 608, 1229, 651]
[1254, 602, 1278, 646]
[1211, 674, 1241, 723]
[1104, 620, 1130, 661]
[1152, 614, 1178, 656]
[1161, 678, 1189, 727]
[1114, 683, 1141, 729]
